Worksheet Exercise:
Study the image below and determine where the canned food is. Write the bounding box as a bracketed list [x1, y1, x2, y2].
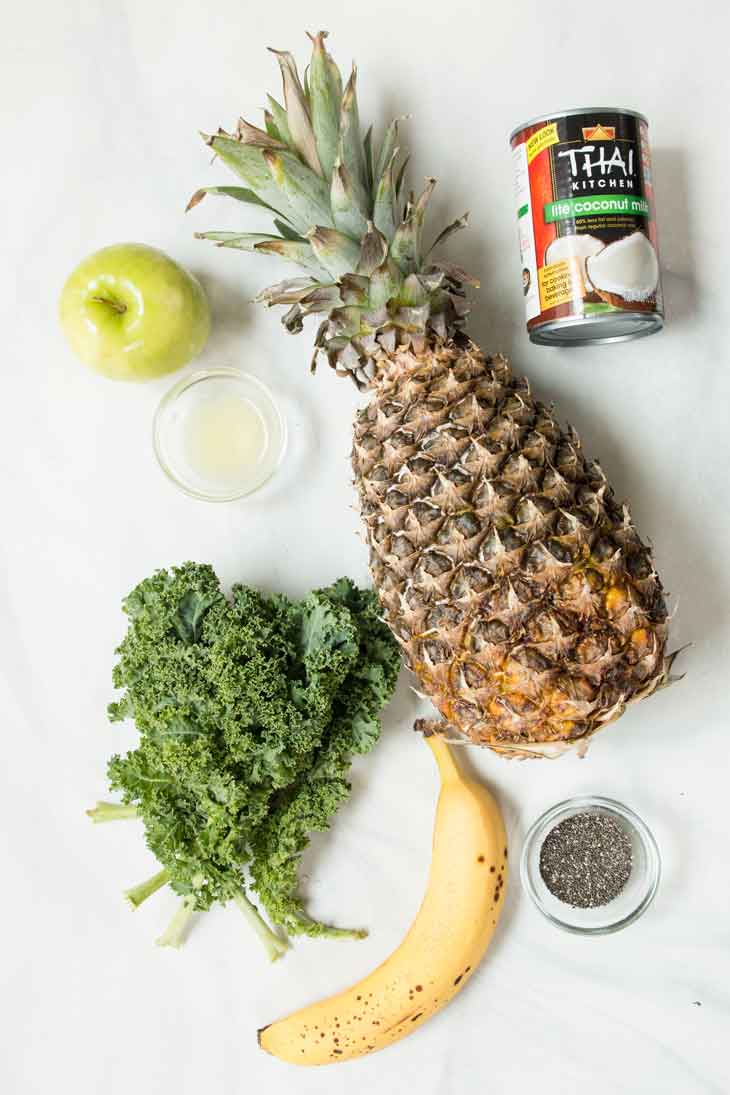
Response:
[510, 108, 663, 345]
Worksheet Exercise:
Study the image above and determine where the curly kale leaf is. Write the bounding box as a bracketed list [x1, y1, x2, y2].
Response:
[92, 563, 400, 954]
[248, 776, 354, 938]
[249, 583, 401, 936]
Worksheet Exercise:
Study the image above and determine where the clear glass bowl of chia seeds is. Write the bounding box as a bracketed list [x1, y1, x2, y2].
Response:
[520, 795, 661, 935]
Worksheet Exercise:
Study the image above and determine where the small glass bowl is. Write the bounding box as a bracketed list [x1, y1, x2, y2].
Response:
[520, 795, 661, 935]
[153, 368, 287, 501]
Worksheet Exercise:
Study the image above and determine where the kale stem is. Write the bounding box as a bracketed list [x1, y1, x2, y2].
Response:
[313, 925, 368, 940]
[156, 897, 195, 948]
[124, 867, 170, 909]
[234, 892, 289, 962]
[289, 911, 368, 940]
[86, 801, 139, 823]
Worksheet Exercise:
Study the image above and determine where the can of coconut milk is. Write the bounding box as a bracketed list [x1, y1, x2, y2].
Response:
[510, 108, 663, 345]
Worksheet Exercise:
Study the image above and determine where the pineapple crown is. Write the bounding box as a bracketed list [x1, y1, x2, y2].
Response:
[189, 31, 477, 388]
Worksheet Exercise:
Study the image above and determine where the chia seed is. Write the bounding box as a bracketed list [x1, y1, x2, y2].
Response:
[539, 812, 633, 908]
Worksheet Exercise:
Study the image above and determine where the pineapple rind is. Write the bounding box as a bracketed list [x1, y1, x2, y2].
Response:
[352, 343, 672, 754]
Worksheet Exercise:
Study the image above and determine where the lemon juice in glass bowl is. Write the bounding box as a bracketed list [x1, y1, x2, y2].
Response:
[154, 369, 287, 501]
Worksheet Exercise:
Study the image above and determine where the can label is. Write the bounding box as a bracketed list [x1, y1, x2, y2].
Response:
[511, 111, 663, 337]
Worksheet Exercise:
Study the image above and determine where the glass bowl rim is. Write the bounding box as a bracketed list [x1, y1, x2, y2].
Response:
[520, 793, 661, 936]
[152, 367, 287, 502]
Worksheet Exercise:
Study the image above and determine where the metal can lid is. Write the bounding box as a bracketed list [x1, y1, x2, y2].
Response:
[529, 311, 663, 347]
[509, 107, 649, 143]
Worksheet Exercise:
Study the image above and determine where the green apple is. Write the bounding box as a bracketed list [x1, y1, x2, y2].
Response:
[59, 243, 211, 381]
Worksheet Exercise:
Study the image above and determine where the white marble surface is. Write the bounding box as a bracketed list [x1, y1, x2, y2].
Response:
[2, 2, 729, 1092]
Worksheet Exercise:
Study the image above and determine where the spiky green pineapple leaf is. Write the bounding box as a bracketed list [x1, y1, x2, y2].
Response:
[390, 178, 436, 273]
[307, 31, 341, 179]
[298, 285, 342, 313]
[368, 259, 403, 308]
[339, 274, 370, 307]
[277, 283, 343, 334]
[264, 110, 282, 142]
[254, 277, 321, 306]
[392, 302, 430, 331]
[426, 212, 470, 256]
[337, 68, 369, 216]
[273, 218, 305, 241]
[400, 273, 429, 307]
[235, 118, 287, 149]
[430, 259, 480, 287]
[375, 117, 406, 182]
[372, 149, 399, 239]
[307, 227, 362, 279]
[254, 238, 330, 276]
[266, 95, 293, 148]
[330, 161, 368, 241]
[412, 177, 437, 221]
[206, 133, 298, 226]
[185, 186, 284, 216]
[193, 231, 279, 247]
[389, 218, 418, 273]
[328, 305, 363, 337]
[363, 125, 374, 194]
[323, 45, 343, 108]
[269, 49, 322, 177]
[356, 223, 389, 276]
[395, 156, 410, 203]
[263, 148, 334, 231]
[195, 231, 328, 276]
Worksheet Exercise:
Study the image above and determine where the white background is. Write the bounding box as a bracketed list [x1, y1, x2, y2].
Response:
[2, 2, 729, 1093]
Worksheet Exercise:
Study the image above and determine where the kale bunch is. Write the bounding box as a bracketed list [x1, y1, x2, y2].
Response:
[87, 563, 400, 957]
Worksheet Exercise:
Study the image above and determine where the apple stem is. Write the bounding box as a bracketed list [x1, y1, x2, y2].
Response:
[90, 295, 127, 315]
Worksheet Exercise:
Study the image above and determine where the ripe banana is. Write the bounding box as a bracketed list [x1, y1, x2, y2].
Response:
[258, 731, 507, 1065]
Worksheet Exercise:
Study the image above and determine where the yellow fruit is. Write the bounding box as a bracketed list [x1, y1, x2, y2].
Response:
[354, 347, 675, 757]
[258, 733, 507, 1065]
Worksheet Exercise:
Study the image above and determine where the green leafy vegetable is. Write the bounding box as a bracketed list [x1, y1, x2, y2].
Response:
[88, 563, 400, 959]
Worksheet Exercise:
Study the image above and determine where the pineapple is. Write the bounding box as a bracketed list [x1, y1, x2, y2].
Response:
[191, 32, 677, 757]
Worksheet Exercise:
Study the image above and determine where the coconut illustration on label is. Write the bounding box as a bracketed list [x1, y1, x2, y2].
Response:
[585, 230, 659, 310]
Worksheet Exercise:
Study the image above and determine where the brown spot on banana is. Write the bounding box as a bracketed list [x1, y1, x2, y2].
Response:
[257, 732, 507, 1065]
